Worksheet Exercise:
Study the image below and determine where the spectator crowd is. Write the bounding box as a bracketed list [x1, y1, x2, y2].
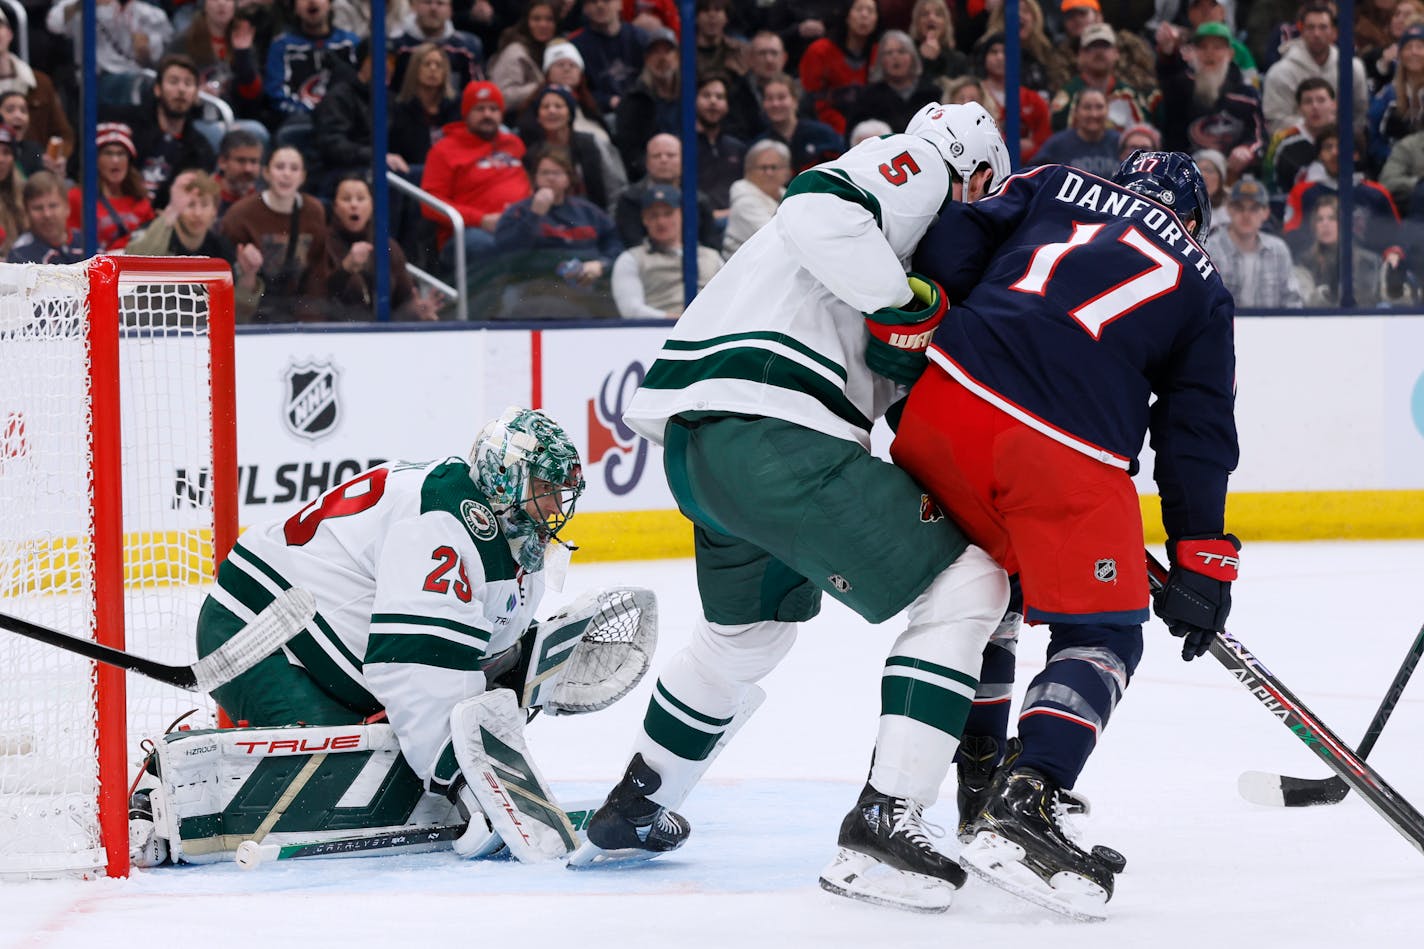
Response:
[6, 0, 1424, 316]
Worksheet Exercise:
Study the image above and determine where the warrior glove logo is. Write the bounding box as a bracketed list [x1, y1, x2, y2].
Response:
[283, 360, 341, 442]
[1094, 558, 1118, 583]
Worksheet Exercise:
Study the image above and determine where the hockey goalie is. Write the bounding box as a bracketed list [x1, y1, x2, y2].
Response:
[129, 407, 656, 867]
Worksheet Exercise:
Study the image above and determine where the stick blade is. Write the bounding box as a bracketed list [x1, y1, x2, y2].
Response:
[1238, 770, 1351, 808]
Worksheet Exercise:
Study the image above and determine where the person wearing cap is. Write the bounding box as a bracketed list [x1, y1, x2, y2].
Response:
[103, 53, 217, 210]
[616, 132, 720, 249]
[125, 169, 237, 269]
[1049, 22, 1161, 134]
[1265, 77, 1336, 193]
[537, 41, 620, 157]
[1206, 175, 1303, 308]
[1368, 21, 1424, 170]
[420, 79, 532, 270]
[570, 0, 645, 114]
[624, 0, 680, 37]
[799, 0, 879, 137]
[613, 26, 682, 178]
[1154, 18, 1266, 178]
[8, 171, 83, 265]
[1051, 0, 1157, 94]
[1262, 1, 1368, 136]
[392, 0, 486, 94]
[611, 182, 724, 318]
[488, 0, 560, 117]
[490, 144, 624, 317]
[1117, 121, 1161, 160]
[67, 122, 156, 252]
[1182, 0, 1258, 83]
[0, 7, 75, 163]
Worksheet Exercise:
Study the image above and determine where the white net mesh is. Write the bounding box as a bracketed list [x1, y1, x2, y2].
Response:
[0, 262, 225, 878]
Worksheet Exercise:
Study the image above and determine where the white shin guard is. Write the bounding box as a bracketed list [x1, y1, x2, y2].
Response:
[633, 618, 794, 809]
[871, 545, 1009, 805]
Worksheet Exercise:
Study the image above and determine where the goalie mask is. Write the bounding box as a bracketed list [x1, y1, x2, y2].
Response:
[470, 407, 584, 572]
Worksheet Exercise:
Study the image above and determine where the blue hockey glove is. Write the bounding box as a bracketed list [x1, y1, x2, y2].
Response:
[1152, 534, 1241, 661]
[864, 273, 948, 386]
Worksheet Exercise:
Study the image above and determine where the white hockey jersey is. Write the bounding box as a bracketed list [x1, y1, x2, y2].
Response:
[622, 133, 953, 450]
[209, 458, 544, 791]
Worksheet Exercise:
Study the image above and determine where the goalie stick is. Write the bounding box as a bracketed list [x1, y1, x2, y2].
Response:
[1147, 552, 1424, 857]
[1238, 621, 1424, 808]
[233, 800, 599, 868]
[0, 588, 316, 692]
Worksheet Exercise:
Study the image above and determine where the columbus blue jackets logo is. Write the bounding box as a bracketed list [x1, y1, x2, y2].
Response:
[461, 500, 500, 542]
[1094, 558, 1118, 583]
[282, 360, 340, 442]
[919, 493, 944, 523]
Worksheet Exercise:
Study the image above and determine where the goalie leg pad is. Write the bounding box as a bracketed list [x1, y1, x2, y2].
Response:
[449, 690, 577, 861]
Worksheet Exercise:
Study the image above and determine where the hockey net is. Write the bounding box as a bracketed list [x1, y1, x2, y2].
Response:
[0, 257, 236, 879]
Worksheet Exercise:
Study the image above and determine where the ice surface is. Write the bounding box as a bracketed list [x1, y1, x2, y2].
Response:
[3, 542, 1423, 948]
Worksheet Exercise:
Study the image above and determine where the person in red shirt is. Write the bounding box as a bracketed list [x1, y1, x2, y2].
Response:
[799, 0, 880, 136]
[420, 80, 533, 272]
[66, 122, 155, 251]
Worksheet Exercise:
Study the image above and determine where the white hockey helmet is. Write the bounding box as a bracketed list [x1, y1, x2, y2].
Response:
[905, 101, 1011, 193]
[469, 406, 584, 570]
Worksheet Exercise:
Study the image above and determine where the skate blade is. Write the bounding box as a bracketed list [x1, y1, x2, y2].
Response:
[817, 848, 954, 914]
[566, 840, 665, 869]
[959, 833, 1108, 922]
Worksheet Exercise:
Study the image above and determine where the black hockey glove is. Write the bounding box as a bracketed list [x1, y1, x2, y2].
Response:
[863, 273, 948, 386]
[1152, 534, 1241, 662]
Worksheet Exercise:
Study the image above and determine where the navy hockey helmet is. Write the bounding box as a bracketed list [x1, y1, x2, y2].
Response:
[1112, 150, 1212, 238]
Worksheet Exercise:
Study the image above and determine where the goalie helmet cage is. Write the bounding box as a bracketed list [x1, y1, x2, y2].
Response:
[0, 257, 236, 879]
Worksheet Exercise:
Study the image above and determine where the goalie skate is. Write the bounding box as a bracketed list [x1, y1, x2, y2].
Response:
[818, 784, 963, 913]
[959, 768, 1117, 923]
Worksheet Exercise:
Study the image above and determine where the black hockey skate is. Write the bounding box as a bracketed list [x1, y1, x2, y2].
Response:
[955, 735, 1003, 843]
[567, 753, 690, 868]
[819, 783, 965, 913]
[960, 767, 1123, 921]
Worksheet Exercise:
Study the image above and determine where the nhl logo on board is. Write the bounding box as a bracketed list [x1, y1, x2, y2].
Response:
[919, 493, 943, 523]
[828, 574, 852, 593]
[461, 499, 499, 541]
[1094, 558, 1118, 583]
[282, 360, 340, 442]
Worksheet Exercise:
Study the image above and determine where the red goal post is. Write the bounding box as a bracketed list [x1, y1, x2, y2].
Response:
[0, 256, 236, 878]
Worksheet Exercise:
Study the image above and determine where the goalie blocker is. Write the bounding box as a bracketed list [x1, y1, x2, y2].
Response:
[130, 587, 657, 865]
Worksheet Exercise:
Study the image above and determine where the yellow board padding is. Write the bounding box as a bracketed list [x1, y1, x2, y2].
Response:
[0, 529, 215, 595]
[565, 490, 1424, 563]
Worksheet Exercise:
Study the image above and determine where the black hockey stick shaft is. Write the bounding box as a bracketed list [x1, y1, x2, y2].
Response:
[1251, 621, 1424, 806]
[0, 610, 199, 688]
[1147, 552, 1424, 856]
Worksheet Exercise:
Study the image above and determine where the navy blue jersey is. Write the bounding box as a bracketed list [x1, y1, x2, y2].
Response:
[911, 164, 1239, 542]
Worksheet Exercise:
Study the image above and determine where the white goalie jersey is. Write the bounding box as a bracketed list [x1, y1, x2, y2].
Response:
[210, 457, 544, 790]
[622, 133, 954, 450]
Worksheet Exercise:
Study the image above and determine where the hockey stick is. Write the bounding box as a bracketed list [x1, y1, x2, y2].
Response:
[1238, 621, 1424, 807]
[233, 800, 599, 868]
[1146, 553, 1424, 857]
[0, 588, 315, 692]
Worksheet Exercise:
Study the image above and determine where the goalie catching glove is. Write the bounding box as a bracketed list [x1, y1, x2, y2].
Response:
[1153, 534, 1240, 661]
[864, 273, 948, 386]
